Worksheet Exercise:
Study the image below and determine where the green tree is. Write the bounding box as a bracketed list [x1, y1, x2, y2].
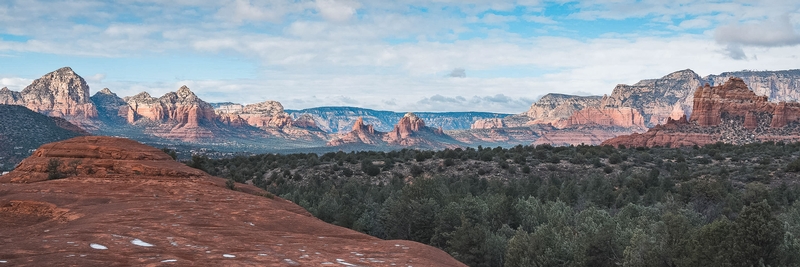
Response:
[732, 200, 783, 267]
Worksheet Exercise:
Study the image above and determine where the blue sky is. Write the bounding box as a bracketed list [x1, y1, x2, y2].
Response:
[1, 0, 799, 113]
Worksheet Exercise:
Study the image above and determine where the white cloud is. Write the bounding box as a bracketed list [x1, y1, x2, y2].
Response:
[715, 14, 800, 47]
[0, 77, 32, 90]
[2, 1, 800, 113]
[678, 18, 711, 29]
[523, 15, 557, 24]
[481, 13, 518, 24]
[316, 0, 360, 23]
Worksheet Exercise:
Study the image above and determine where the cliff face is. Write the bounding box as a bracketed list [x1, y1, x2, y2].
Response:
[0, 87, 23, 104]
[0, 136, 466, 266]
[214, 100, 327, 141]
[706, 69, 800, 103]
[603, 69, 703, 126]
[690, 78, 774, 127]
[385, 113, 446, 146]
[1, 67, 99, 129]
[473, 69, 702, 131]
[90, 88, 131, 125]
[326, 117, 383, 146]
[603, 78, 800, 147]
[123, 86, 218, 141]
[498, 94, 603, 128]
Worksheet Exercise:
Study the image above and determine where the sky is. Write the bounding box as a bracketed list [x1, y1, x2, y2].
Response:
[1, 0, 799, 113]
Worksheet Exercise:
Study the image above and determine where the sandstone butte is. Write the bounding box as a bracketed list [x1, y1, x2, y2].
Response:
[602, 77, 800, 148]
[327, 113, 455, 148]
[0, 136, 466, 267]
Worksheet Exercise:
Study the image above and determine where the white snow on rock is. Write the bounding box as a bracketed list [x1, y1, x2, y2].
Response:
[223, 254, 236, 258]
[161, 259, 177, 262]
[90, 243, 108, 250]
[131, 239, 154, 247]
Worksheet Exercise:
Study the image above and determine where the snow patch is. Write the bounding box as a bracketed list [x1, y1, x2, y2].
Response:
[161, 259, 177, 262]
[90, 243, 108, 250]
[222, 254, 236, 258]
[131, 239, 154, 247]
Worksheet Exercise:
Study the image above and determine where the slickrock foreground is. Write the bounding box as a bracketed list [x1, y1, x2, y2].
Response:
[0, 136, 465, 266]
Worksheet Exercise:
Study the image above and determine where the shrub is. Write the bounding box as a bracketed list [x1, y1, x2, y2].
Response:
[603, 166, 614, 174]
[785, 158, 800, 172]
[410, 165, 424, 177]
[608, 154, 622, 164]
[47, 159, 63, 180]
[225, 179, 236, 190]
[342, 168, 354, 177]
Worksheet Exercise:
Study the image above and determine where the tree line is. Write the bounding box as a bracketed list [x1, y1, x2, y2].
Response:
[191, 142, 800, 267]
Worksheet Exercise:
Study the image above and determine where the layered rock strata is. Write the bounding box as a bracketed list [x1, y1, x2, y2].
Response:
[603, 78, 800, 147]
[123, 86, 218, 141]
[0, 67, 99, 128]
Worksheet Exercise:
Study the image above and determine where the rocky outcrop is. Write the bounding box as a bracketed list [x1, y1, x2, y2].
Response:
[471, 117, 505, 129]
[19, 67, 99, 121]
[385, 113, 446, 146]
[489, 94, 602, 129]
[90, 88, 131, 125]
[603, 78, 800, 147]
[603, 69, 703, 126]
[564, 107, 646, 129]
[689, 78, 774, 127]
[216, 100, 324, 132]
[0, 67, 99, 129]
[0, 136, 466, 266]
[475, 69, 704, 131]
[124, 86, 218, 141]
[326, 117, 383, 146]
[706, 69, 800, 102]
[602, 116, 718, 148]
[328, 113, 461, 149]
[286, 106, 509, 133]
[0, 87, 22, 104]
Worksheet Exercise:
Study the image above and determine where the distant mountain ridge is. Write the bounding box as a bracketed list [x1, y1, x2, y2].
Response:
[282, 106, 509, 133]
[4, 67, 800, 156]
[472, 69, 800, 145]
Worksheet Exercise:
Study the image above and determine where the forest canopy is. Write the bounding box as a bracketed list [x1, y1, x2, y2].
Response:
[193, 142, 800, 267]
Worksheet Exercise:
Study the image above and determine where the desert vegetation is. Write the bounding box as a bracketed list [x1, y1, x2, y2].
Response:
[193, 142, 800, 267]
